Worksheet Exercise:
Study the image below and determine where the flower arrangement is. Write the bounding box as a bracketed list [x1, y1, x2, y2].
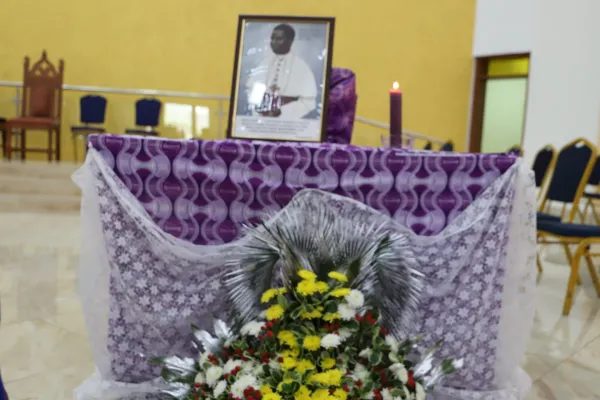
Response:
[155, 269, 459, 400]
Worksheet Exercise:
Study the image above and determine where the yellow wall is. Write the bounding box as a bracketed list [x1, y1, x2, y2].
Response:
[0, 0, 476, 161]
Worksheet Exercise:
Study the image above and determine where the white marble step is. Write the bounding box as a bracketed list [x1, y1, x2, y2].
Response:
[0, 193, 80, 213]
[0, 161, 81, 180]
[0, 175, 81, 197]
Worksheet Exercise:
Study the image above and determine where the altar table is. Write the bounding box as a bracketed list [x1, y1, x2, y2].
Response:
[74, 134, 536, 399]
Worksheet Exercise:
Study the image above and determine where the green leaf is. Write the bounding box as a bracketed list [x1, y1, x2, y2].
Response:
[277, 293, 289, 309]
[369, 350, 383, 365]
[263, 365, 271, 375]
[390, 388, 405, 397]
[362, 380, 374, 393]
[282, 382, 300, 394]
[272, 369, 283, 382]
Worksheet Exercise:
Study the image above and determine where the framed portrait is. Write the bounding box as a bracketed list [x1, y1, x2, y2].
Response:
[227, 15, 335, 142]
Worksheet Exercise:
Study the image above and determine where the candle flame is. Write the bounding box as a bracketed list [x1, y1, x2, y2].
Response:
[392, 82, 399, 90]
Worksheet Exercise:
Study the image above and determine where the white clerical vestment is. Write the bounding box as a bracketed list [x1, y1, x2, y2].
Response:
[246, 52, 318, 119]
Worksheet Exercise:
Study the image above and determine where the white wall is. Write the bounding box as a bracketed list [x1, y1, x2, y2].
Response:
[473, 0, 600, 164]
[472, 0, 534, 57]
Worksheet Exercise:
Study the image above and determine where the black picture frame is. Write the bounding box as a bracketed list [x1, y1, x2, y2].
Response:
[226, 15, 336, 143]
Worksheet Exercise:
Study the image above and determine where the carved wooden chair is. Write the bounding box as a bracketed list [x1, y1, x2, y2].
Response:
[2, 51, 64, 161]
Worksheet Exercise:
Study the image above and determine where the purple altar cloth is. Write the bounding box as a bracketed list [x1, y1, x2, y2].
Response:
[82, 134, 534, 397]
[89, 134, 516, 244]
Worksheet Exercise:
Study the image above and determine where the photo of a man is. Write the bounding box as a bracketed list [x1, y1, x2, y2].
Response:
[246, 23, 317, 119]
[229, 16, 334, 142]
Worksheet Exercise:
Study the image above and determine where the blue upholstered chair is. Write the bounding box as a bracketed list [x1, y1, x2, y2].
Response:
[71, 95, 107, 161]
[440, 141, 454, 151]
[125, 98, 161, 136]
[581, 156, 600, 224]
[531, 145, 556, 199]
[536, 138, 600, 315]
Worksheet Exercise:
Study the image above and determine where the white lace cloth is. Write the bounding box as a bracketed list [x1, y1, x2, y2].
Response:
[72, 149, 536, 399]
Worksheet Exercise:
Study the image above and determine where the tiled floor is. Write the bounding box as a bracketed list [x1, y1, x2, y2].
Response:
[1, 212, 600, 399]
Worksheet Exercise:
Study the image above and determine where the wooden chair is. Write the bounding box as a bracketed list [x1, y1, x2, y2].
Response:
[2, 50, 64, 161]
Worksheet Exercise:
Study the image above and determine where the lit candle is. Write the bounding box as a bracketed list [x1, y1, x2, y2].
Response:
[389, 82, 402, 148]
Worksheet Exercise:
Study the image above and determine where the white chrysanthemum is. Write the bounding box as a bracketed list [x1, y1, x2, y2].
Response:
[224, 359, 243, 373]
[385, 335, 399, 353]
[345, 290, 364, 309]
[240, 321, 264, 337]
[213, 380, 227, 397]
[199, 352, 212, 365]
[205, 366, 224, 387]
[353, 363, 369, 381]
[253, 363, 265, 377]
[321, 333, 343, 349]
[389, 363, 408, 383]
[358, 348, 372, 358]
[381, 388, 393, 400]
[230, 374, 258, 398]
[415, 383, 426, 400]
[338, 303, 355, 320]
[241, 361, 256, 374]
[338, 328, 353, 339]
[194, 372, 205, 384]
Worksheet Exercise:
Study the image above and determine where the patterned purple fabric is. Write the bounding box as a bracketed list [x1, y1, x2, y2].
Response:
[326, 68, 356, 144]
[87, 134, 521, 392]
[89, 134, 516, 243]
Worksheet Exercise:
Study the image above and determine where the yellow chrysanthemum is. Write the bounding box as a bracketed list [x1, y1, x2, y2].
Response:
[311, 389, 330, 400]
[296, 359, 315, 374]
[277, 378, 294, 392]
[278, 287, 288, 295]
[300, 309, 323, 320]
[333, 389, 348, 400]
[298, 270, 317, 281]
[297, 280, 319, 296]
[261, 288, 279, 303]
[303, 335, 321, 351]
[327, 369, 343, 386]
[295, 385, 312, 400]
[330, 288, 351, 297]
[323, 313, 340, 322]
[281, 347, 300, 358]
[328, 271, 348, 283]
[320, 357, 336, 369]
[261, 385, 274, 395]
[264, 393, 282, 400]
[281, 356, 298, 370]
[266, 304, 285, 320]
[278, 330, 298, 347]
[316, 281, 329, 293]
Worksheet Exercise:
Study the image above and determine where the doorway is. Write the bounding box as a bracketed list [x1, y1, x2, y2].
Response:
[469, 54, 530, 153]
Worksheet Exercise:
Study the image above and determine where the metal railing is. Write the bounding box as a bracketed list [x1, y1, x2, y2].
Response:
[0, 80, 445, 145]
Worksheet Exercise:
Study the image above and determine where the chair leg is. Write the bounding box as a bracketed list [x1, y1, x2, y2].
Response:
[47, 128, 53, 162]
[55, 127, 61, 162]
[584, 248, 600, 297]
[536, 252, 543, 274]
[591, 201, 600, 225]
[563, 244, 583, 285]
[4, 124, 12, 160]
[72, 134, 78, 163]
[563, 242, 587, 315]
[20, 129, 26, 161]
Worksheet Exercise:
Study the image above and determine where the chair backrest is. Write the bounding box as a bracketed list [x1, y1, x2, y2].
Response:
[21, 50, 64, 120]
[440, 141, 454, 151]
[80, 95, 107, 124]
[423, 141, 433, 150]
[135, 98, 161, 127]
[541, 138, 597, 222]
[587, 155, 600, 185]
[531, 145, 556, 187]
